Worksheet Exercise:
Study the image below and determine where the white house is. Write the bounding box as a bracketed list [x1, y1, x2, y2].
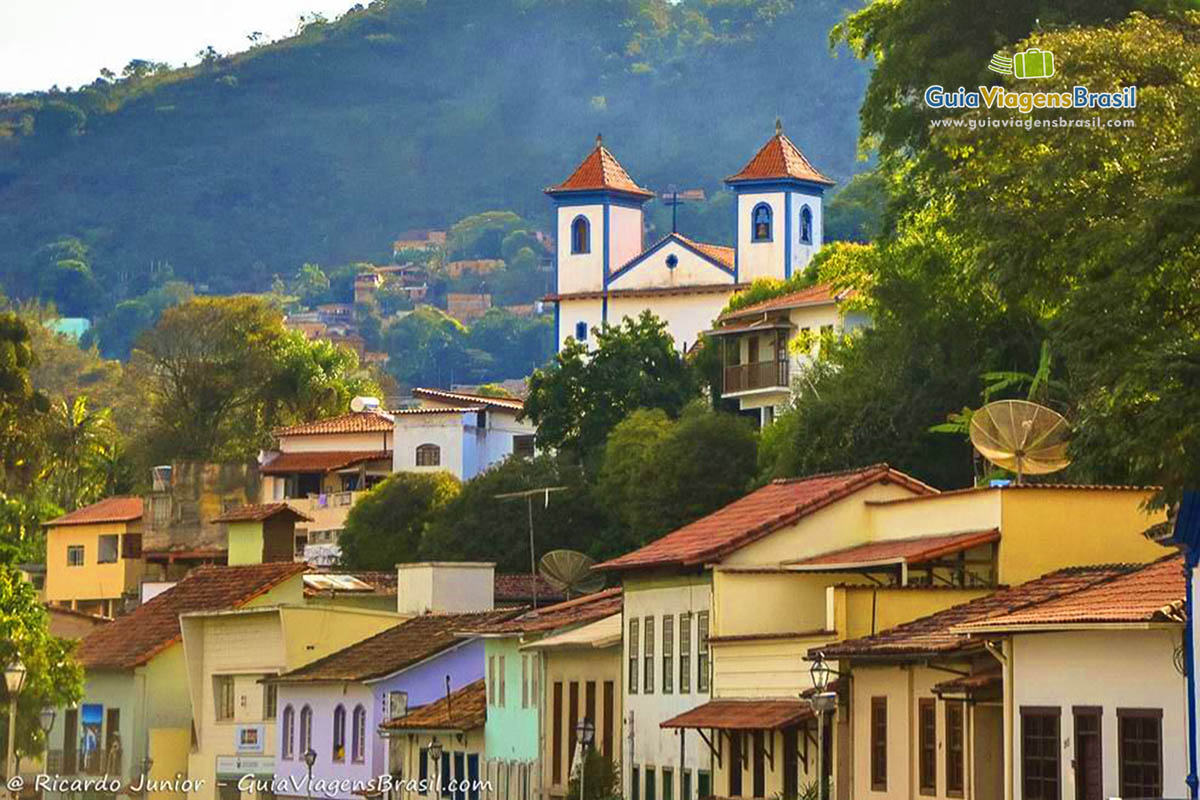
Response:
[544, 122, 834, 355]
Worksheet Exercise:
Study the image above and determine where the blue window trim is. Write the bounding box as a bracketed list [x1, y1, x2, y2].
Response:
[751, 202, 773, 242]
[570, 215, 591, 254]
[575, 321, 588, 341]
[800, 205, 814, 245]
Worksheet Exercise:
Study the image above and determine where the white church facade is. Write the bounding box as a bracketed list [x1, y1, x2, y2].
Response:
[543, 122, 835, 355]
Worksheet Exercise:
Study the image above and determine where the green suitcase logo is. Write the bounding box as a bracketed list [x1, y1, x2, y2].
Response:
[988, 48, 1055, 80]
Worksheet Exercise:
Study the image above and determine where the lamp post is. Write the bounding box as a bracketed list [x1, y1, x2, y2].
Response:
[574, 718, 595, 800]
[428, 738, 443, 800]
[5, 659, 27, 794]
[303, 748, 317, 800]
[807, 653, 837, 800]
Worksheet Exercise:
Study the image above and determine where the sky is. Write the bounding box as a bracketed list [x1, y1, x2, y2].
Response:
[0, 0, 359, 94]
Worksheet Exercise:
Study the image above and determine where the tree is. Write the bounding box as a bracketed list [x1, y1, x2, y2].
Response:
[0, 313, 50, 494]
[566, 751, 618, 800]
[41, 396, 118, 511]
[383, 306, 474, 389]
[523, 312, 699, 467]
[293, 263, 332, 307]
[338, 472, 460, 569]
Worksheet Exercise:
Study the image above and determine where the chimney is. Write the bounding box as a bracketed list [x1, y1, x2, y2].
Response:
[396, 562, 495, 615]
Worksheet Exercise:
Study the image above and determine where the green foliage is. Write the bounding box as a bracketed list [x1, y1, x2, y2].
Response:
[723, 271, 819, 315]
[447, 212, 526, 261]
[824, 171, 886, 243]
[566, 751, 619, 800]
[41, 396, 119, 511]
[524, 312, 699, 467]
[339, 471, 461, 569]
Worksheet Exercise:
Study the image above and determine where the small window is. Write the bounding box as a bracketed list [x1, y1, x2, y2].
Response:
[918, 699, 936, 795]
[645, 767, 657, 800]
[281, 705, 294, 759]
[416, 443, 440, 467]
[665, 253, 679, 269]
[697, 771, 711, 800]
[351, 705, 366, 763]
[751, 203, 772, 241]
[678, 613, 691, 694]
[571, 216, 591, 254]
[488, 654, 495, 705]
[67, 545, 85, 567]
[628, 619, 639, 695]
[214, 675, 235, 721]
[575, 321, 588, 341]
[513, 435, 536, 460]
[499, 654, 506, 708]
[263, 683, 277, 720]
[696, 612, 710, 693]
[800, 205, 814, 244]
[1118, 708, 1162, 798]
[643, 616, 655, 694]
[870, 696, 887, 791]
[97, 535, 119, 564]
[946, 701, 965, 796]
[662, 615, 673, 695]
[121, 533, 142, 559]
[1020, 707, 1060, 800]
[300, 705, 313, 754]
[332, 704, 346, 761]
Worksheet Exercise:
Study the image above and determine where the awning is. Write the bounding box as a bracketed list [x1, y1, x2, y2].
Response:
[784, 529, 1000, 571]
[932, 669, 1001, 696]
[521, 614, 622, 650]
[661, 699, 813, 731]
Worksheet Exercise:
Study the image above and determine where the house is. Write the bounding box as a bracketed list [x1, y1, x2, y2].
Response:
[706, 283, 866, 426]
[213, 503, 314, 565]
[544, 123, 833, 354]
[445, 259, 504, 279]
[393, 388, 536, 480]
[819, 554, 1187, 799]
[381, 679, 488, 800]
[43, 496, 145, 617]
[446, 293, 493, 323]
[44, 562, 308, 799]
[394, 230, 447, 254]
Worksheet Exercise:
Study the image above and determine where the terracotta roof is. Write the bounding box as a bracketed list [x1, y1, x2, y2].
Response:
[960, 555, 1185, 630]
[493, 574, 567, 605]
[76, 562, 307, 668]
[719, 283, 845, 322]
[545, 283, 745, 303]
[392, 406, 483, 415]
[380, 679, 486, 732]
[815, 564, 1136, 660]
[596, 465, 937, 572]
[932, 669, 1001, 696]
[681, 238, 736, 270]
[787, 529, 1000, 569]
[259, 450, 391, 475]
[412, 387, 524, 412]
[46, 496, 143, 527]
[461, 588, 622, 635]
[865, 482, 1161, 507]
[546, 138, 654, 199]
[661, 699, 813, 731]
[271, 609, 522, 683]
[274, 411, 394, 436]
[212, 503, 315, 523]
[725, 124, 834, 186]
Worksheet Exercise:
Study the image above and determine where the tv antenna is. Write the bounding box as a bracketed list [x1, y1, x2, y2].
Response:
[494, 486, 567, 608]
[539, 549, 605, 599]
[968, 399, 1071, 484]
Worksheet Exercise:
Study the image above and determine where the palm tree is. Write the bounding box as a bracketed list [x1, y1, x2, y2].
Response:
[41, 396, 117, 510]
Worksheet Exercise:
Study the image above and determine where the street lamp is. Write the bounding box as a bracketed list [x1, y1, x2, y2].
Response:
[37, 709, 55, 738]
[427, 739, 443, 800]
[5, 660, 27, 792]
[806, 653, 837, 800]
[574, 718, 595, 800]
[303, 748, 317, 800]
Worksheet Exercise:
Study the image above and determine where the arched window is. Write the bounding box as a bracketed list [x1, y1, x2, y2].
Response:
[299, 705, 313, 755]
[571, 216, 591, 254]
[574, 321, 588, 342]
[351, 705, 366, 763]
[332, 705, 346, 762]
[416, 444, 441, 467]
[282, 705, 295, 760]
[752, 203, 772, 242]
[800, 205, 813, 244]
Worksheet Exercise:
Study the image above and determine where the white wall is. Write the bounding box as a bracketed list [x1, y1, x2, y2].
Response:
[735, 191, 785, 283]
[609, 204, 646, 270]
[393, 413, 467, 477]
[788, 190, 822, 276]
[278, 430, 394, 453]
[607, 292, 732, 354]
[607, 241, 733, 291]
[396, 562, 495, 615]
[557, 204, 606, 294]
[558, 297, 607, 352]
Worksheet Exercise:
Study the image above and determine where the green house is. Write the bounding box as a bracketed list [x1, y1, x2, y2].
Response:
[212, 503, 314, 565]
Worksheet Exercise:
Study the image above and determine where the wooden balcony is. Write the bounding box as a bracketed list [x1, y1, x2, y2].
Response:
[723, 361, 789, 394]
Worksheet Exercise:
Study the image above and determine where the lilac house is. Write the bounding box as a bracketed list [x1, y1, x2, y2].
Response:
[268, 608, 520, 799]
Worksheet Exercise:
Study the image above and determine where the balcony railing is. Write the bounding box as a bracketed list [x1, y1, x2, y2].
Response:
[723, 361, 789, 394]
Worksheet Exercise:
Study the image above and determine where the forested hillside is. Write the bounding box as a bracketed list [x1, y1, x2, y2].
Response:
[0, 0, 869, 313]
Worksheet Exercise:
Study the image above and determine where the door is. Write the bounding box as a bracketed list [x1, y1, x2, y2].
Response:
[1074, 708, 1102, 800]
[728, 733, 743, 797]
[782, 728, 798, 799]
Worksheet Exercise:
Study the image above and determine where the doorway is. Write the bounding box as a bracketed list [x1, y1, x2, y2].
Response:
[1073, 707, 1102, 800]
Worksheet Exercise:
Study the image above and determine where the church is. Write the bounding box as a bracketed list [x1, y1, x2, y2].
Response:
[543, 122, 834, 353]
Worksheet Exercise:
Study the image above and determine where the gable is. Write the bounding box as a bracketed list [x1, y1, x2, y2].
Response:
[607, 237, 735, 291]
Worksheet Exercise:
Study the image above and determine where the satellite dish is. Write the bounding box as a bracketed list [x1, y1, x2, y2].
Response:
[538, 549, 605, 598]
[969, 399, 1071, 483]
[350, 396, 380, 413]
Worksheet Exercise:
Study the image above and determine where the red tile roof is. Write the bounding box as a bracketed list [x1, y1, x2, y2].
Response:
[380, 679, 486, 732]
[545, 283, 746, 303]
[675, 235, 736, 270]
[211, 503, 315, 523]
[815, 564, 1136, 660]
[596, 465, 937, 572]
[788, 529, 1000, 569]
[412, 387, 524, 412]
[546, 138, 654, 199]
[719, 283, 846, 323]
[76, 562, 307, 668]
[932, 669, 1001, 695]
[46, 496, 143, 527]
[271, 609, 522, 683]
[461, 588, 622, 635]
[274, 411, 393, 436]
[960, 554, 1185, 630]
[493, 574, 567, 605]
[258, 450, 391, 475]
[661, 699, 812, 731]
[725, 125, 834, 186]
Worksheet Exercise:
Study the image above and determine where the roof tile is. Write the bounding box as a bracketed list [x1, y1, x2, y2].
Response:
[381, 679, 486, 732]
[274, 411, 393, 437]
[211, 503, 314, 523]
[462, 588, 622, 635]
[412, 387, 524, 412]
[661, 699, 812, 731]
[789, 529, 1000, 568]
[726, 127, 834, 186]
[46, 496, 143, 527]
[719, 283, 845, 322]
[259, 450, 391, 475]
[546, 139, 653, 199]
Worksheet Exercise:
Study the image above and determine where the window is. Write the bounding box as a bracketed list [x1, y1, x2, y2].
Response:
[499, 655, 506, 707]
[752, 203, 772, 241]
[645, 767, 657, 800]
[628, 618, 639, 694]
[552, 682, 563, 785]
[521, 654, 529, 708]
[918, 699, 936, 795]
[214, 675, 235, 721]
[299, 705, 313, 754]
[1020, 707, 1061, 800]
[513, 435, 536, 460]
[602, 680, 615, 757]
[332, 704, 346, 761]
[696, 612, 710, 693]
[679, 613, 691, 694]
[575, 321, 588, 342]
[351, 705, 366, 763]
[530, 654, 539, 707]
[946, 701, 965, 796]
[632, 767, 640, 800]
[697, 771, 710, 800]
[643, 616, 654, 694]
[416, 444, 441, 467]
[281, 706, 295, 759]
[97, 535, 118, 564]
[662, 615, 674, 694]
[752, 731, 765, 797]
[121, 533, 142, 559]
[264, 683, 277, 720]
[800, 205, 813, 244]
[67, 545, 84, 566]
[663, 768, 674, 800]
[488, 655, 495, 704]
[571, 216, 591, 254]
[682, 770, 692, 800]
[1118, 709, 1162, 798]
[870, 697, 887, 791]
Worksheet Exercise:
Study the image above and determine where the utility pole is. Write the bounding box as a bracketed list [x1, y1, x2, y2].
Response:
[493, 486, 567, 609]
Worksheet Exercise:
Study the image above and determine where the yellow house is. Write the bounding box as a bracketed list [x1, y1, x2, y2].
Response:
[46, 562, 309, 800]
[382, 679, 487, 800]
[44, 496, 145, 617]
[179, 597, 402, 799]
